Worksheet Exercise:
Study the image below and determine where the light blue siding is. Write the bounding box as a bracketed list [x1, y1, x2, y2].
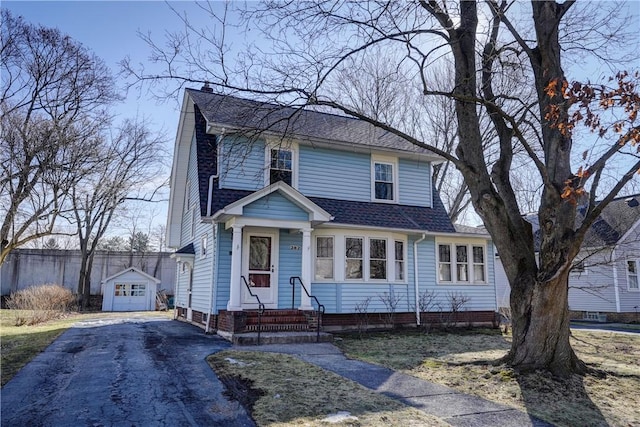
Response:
[298, 145, 370, 201]
[418, 237, 497, 311]
[243, 192, 309, 221]
[180, 134, 199, 245]
[189, 221, 215, 312]
[219, 136, 266, 191]
[277, 231, 302, 308]
[399, 158, 432, 207]
[215, 227, 232, 313]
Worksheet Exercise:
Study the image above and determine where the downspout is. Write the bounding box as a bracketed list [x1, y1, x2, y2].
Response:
[612, 248, 621, 313]
[205, 223, 218, 333]
[414, 233, 427, 326]
[173, 261, 180, 320]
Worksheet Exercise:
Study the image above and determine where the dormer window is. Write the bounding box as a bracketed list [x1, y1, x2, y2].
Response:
[371, 155, 398, 202]
[270, 148, 292, 186]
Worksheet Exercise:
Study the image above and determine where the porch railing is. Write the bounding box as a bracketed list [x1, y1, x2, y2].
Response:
[289, 276, 325, 342]
[241, 275, 265, 345]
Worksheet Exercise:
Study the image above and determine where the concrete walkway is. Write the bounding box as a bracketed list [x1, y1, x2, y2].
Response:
[233, 342, 553, 427]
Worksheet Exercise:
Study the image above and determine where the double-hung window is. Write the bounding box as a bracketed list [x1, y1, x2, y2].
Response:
[438, 242, 487, 284]
[369, 238, 387, 280]
[371, 155, 398, 202]
[315, 236, 334, 280]
[627, 260, 639, 291]
[395, 241, 405, 281]
[313, 232, 406, 282]
[345, 237, 364, 279]
[270, 148, 293, 186]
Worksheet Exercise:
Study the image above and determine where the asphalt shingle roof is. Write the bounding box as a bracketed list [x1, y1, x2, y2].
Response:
[529, 195, 640, 249]
[189, 88, 455, 233]
[187, 88, 434, 155]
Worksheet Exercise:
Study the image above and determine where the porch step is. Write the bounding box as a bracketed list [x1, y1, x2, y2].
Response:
[245, 315, 309, 325]
[232, 331, 333, 345]
[245, 323, 310, 332]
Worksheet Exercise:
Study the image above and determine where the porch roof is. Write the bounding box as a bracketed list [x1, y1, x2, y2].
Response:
[210, 181, 333, 225]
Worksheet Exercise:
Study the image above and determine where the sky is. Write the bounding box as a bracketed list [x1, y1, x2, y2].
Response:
[3, 1, 639, 241]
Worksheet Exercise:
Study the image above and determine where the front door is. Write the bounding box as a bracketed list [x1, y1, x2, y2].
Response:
[242, 229, 278, 309]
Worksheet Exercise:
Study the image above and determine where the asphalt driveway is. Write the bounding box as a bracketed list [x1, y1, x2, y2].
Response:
[1, 315, 254, 427]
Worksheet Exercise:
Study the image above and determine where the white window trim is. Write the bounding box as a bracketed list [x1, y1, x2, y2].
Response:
[264, 141, 299, 189]
[569, 259, 589, 276]
[314, 235, 335, 281]
[371, 155, 399, 203]
[626, 259, 639, 291]
[436, 238, 488, 285]
[312, 229, 407, 284]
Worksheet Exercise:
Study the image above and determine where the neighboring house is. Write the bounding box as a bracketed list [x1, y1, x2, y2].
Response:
[167, 86, 497, 338]
[495, 195, 640, 322]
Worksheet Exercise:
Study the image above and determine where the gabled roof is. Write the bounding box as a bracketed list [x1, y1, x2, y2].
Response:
[187, 88, 440, 158]
[100, 267, 161, 284]
[211, 181, 333, 224]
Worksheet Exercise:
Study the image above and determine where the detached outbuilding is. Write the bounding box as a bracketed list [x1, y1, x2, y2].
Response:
[101, 267, 160, 312]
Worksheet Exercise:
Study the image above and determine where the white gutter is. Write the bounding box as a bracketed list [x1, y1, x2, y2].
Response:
[613, 248, 621, 313]
[414, 233, 427, 326]
[205, 223, 218, 333]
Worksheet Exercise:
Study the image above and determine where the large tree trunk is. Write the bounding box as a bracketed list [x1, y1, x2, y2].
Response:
[445, 1, 584, 376]
[505, 272, 586, 376]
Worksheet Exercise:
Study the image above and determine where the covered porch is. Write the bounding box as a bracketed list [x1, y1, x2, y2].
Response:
[210, 182, 333, 314]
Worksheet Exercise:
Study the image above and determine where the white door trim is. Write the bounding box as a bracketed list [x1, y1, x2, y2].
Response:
[241, 228, 279, 309]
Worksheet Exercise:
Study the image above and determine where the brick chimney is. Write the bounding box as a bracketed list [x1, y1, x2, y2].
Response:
[201, 82, 213, 93]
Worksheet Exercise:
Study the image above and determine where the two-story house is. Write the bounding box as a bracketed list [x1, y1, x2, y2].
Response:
[167, 86, 497, 340]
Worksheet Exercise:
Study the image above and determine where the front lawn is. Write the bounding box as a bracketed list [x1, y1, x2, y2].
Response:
[208, 350, 448, 426]
[335, 329, 640, 427]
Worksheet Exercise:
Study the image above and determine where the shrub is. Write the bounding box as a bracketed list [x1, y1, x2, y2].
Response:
[6, 284, 75, 326]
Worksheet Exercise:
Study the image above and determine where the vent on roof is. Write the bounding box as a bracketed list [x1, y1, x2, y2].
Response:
[626, 197, 639, 208]
[201, 82, 213, 93]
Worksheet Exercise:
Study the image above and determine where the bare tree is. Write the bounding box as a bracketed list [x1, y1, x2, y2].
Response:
[124, 1, 639, 376]
[69, 120, 163, 308]
[0, 10, 118, 265]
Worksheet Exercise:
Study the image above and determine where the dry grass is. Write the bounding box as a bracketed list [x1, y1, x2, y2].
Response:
[0, 309, 172, 386]
[5, 284, 75, 325]
[335, 329, 640, 427]
[208, 350, 449, 426]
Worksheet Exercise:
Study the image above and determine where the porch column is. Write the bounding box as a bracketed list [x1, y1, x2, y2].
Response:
[227, 224, 244, 311]
[299, 228, 314, 311]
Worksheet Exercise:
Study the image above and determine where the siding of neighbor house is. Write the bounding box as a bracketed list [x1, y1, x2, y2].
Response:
[568, 249, 617, 313]
[495, 240, 640, 314]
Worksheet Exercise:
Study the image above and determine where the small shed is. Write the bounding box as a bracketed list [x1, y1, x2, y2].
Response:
[101, 267, 160, 312]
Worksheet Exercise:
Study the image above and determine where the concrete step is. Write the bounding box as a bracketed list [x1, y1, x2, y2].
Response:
[245, 323, 310, 332]
[232, 331, 333, 345]
[245, 315, 308, 325]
